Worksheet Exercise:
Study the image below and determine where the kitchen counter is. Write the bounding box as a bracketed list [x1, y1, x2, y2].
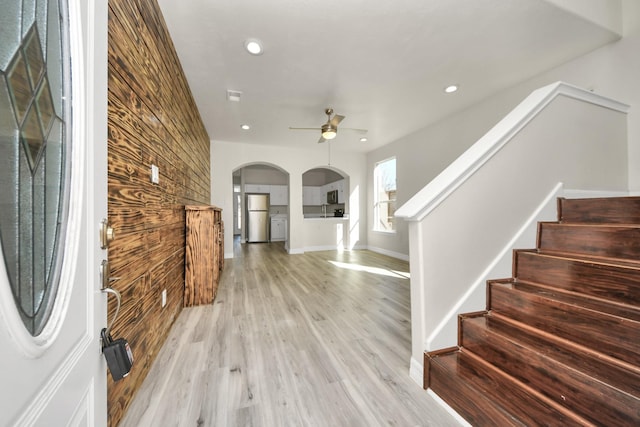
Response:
[303, 214, 349, 220]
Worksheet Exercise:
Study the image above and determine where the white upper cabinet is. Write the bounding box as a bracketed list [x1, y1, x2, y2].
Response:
[303, 186, 323, 206]
[245, 184, 288, 205]
[337, 179, 346, 203]
[270, 185, 288, 205]
[245, 184, 270, 194]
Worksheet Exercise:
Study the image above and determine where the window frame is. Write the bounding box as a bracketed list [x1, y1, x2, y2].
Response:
[372, 156, 397, 233]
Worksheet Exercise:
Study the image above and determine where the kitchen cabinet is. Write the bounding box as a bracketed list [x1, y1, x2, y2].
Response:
[270, 185, 288, 205]
[246, 184, 288, 205]
[270, 217, 286, 241]
[303, 186, 323, 206]
[245, 184, 270, 193]
[184, 205, 224, 306]
[337, 179, 346, 203]
[320, 179, 346, 203]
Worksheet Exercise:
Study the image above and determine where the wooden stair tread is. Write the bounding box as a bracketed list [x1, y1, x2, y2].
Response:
[507, 279, 640, 322]
[514, 250, 640, 307]
[537, 222, 640, 261]
[475, 314, 640, 394]
[519, 249, 640, 269]
[461, 315, 640, 425]
[488, 282, 640, 366]
[487, 311, 640, 378]
[558, 196, 640, 224]
[428, 351, 591, 426]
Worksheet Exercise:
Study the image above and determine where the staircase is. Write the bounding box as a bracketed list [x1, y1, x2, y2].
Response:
[425, 196, 640, 426]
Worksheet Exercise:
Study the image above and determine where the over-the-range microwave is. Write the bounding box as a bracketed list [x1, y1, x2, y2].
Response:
[327, 190, 338, 204]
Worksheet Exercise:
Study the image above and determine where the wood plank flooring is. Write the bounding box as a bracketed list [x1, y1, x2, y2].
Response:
[119, 239, 459, 426]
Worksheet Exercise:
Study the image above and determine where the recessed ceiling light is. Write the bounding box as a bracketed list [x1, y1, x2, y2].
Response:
[241, 124, 250, 130]
[244, 38, 263, 55]
[360, 137, 368, 142]
[444, 84, 459, 93]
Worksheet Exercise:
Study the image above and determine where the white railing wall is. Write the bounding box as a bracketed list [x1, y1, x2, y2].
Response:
[396, 82, 629, 385]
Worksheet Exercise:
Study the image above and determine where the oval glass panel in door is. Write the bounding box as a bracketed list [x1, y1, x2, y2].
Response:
[0, 0, 72, 336]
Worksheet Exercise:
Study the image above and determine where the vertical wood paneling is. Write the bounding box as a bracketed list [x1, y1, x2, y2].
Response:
[107, 0, 210, 425]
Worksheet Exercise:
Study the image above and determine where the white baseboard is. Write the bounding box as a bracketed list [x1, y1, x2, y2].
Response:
[427, 389, 472, 426]
[366, 246, 410, 261]
[409, 357, 424, 387]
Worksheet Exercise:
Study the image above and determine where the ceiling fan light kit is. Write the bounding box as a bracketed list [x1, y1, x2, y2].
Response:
[321, 124, 337, 140]
[289, 107, 366, 143]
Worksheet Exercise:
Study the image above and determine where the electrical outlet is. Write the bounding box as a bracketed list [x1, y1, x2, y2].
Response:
[151, 164, 159, 184]
[161, 289, 167, 307]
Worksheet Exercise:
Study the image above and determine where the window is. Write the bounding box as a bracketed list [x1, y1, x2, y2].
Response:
[236, 194, 242, 228]
[373, 157, 396, 232]
[0, 0, 72, 335]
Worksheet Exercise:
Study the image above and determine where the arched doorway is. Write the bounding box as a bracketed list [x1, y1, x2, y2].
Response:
[233, 163, 290, 247]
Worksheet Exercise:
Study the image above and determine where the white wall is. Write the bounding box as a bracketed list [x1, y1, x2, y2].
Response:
[243, 167, 288, 185]
[367, 1, 640, 257]
[404, 88, 628, 383]
[211, 141, 367, 257]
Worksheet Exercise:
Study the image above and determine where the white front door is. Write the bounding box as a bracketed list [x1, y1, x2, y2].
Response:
[0, 1, 108, 426]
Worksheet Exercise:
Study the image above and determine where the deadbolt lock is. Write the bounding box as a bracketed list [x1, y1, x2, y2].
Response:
[100, 218, 115, 249]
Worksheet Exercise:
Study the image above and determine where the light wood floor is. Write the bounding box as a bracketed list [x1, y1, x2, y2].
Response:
[119, 239, 459, 426]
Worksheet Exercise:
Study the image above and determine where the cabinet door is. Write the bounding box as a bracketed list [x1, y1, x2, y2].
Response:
[270, 185, 288, 205]
[303, 187, 315, 205]
[270, 219, 285, 240]
[245, 184, 269, 193]
[302, 187, 310, 205]
[185, 206, 222, 306]
[313, 187, 323, 205]
[337, 179, 346, 203]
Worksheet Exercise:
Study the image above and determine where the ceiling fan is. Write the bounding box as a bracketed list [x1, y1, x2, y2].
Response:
[289, 107, 367, 143]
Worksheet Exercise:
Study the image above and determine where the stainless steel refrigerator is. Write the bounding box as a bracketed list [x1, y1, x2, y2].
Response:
[246, 193, 270, 242]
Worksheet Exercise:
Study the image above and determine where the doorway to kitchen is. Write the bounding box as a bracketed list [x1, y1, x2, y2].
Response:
[232, 163, 290, 249]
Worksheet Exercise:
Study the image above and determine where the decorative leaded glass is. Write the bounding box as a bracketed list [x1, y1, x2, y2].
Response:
[0, 0, 71, 336]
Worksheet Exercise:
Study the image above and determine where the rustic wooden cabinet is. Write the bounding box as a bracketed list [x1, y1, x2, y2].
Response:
[184, 205, 223, 306]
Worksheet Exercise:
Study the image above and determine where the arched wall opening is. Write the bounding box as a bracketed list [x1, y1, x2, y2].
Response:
[301, 166, 349, 219]
[232, 162, 290, 246]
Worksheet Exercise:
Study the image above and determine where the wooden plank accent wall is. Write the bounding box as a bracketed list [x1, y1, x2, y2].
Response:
[107, 1, 211, 425]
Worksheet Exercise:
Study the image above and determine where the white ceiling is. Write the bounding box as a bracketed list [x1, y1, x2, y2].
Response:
[156, 0, 621, 154]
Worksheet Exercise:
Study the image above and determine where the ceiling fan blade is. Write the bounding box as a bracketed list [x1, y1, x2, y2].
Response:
[341, 127, 367, 133]
[329, 114, 344, 127]
[318, 136, 327, 143]
[289, 127, 321, 131]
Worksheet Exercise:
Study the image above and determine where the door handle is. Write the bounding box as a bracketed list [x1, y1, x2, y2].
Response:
[100, 259, 110, 290]
[100, 259, 120, 289]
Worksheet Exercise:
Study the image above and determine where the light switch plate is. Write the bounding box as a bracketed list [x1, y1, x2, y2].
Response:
[151, 164, 159, 184]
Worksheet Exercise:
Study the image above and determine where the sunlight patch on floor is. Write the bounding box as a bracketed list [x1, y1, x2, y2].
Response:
[328, 260, 410, 279]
